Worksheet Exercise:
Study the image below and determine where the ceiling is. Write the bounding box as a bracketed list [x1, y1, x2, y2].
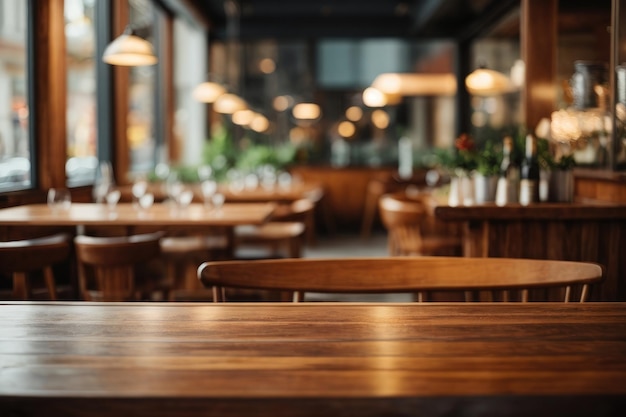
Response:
[184, 0, 613, 43]
[191, 0, 520, 42]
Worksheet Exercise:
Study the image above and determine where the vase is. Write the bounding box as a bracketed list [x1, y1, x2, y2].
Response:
[548, 169, 574, 203]
[473, 174, 497, 204]
[448, 173, 474, 207]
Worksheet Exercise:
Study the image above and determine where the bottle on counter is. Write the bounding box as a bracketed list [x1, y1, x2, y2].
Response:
[495, 136, 518, 206]
[519, 134, 540, 206]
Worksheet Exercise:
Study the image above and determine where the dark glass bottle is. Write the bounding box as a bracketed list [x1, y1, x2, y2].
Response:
[519, 134, 540, 206]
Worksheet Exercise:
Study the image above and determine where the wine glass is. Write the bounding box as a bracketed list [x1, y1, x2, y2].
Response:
[105, 187, 121, 211]
[165, 172, 183, 204]
[93, 161, 114, 203]
[47, 188, 72, 212]
[138, 193, 154, 212]
[131, 178, 149, 210]
[211, 192, 225, 214]
[201, 179, 218, 208]
[176, 188, 194, 209]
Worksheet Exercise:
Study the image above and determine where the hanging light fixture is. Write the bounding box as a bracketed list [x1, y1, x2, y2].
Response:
[292, 103, 321, 121]
[362, 87, 388, 107]
[214, 93, 247, 114]
[192, 80, 227, 103]
[371, 73, 457, 96]
[102, 25, 157, 66]
[465, 66, 513, 96]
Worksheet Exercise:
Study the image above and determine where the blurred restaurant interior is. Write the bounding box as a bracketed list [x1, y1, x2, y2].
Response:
[0, 0, 625, 301]
[2, 2, 626, 415]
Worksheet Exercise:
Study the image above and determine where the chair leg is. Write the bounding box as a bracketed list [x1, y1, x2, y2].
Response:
[287, 236, 302, 258]
[43, 267, 58, 300]
[12, 272, 29, 300]
[360, 191, 378, 239]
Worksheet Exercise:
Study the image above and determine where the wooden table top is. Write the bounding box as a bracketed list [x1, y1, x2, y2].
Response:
[1, 302, 625, 417]
[118, 181, 324, 204]
[217, 181, 323, 203]
[0, 202, 276, 227]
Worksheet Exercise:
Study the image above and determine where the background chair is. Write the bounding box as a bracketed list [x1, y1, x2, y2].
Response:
[74, 232, 167, 301]
[233, 198, 313, 259]
[0, 233, 72, 300]
[198, 257, 603, 303]
[379, 191, 461, 256]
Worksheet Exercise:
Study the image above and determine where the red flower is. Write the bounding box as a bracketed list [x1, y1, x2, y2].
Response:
[455, 133, 475, 152]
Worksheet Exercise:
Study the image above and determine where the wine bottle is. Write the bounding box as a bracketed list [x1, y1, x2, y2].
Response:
[496, 136, 513, 206]
[519, 134, 540, 206]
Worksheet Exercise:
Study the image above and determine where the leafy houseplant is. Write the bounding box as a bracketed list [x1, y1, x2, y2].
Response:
[435, 133, 478, 175]
[535, 137, 577, 203]
[474, 141, 501, 203]
[475, 141, 501, 177]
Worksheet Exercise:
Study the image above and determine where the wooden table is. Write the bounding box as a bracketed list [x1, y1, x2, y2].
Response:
[435, 203, 626, 301]
[118, 181, 324, 204]
[0, 202, 275, 228]
[0, 202, 276, 239]
[1, 301, 625, 417]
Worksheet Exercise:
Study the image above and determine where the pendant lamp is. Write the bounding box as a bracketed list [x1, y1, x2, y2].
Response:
[102, 25, 157, 66]
[465, 66, 513, 96]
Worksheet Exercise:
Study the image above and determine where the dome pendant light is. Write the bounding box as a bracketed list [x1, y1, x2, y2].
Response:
[102, 25, 157, 66]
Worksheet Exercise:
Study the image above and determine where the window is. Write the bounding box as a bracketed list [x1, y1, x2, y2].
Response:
[128, 0, 157, 175]
[0, 0, 30, 191]
[65, 0, 98, 187]
[173, 16, 207, 165]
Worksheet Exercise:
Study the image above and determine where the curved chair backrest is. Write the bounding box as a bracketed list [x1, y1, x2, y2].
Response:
[378, 193, 426, 255]
[74, 232, 164, 301]
[198, 257, 604, 303]
[0, 233, 72, 300]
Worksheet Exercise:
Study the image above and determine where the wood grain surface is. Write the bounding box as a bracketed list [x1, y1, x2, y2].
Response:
[0, 203, 275, 227]
[0, 302, 625, 416]
[435, 203, 626, 301]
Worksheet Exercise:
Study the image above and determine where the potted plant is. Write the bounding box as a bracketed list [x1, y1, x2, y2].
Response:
[537, 137, 577, 203]
[435, 133, 478, 206]
[473, 141, 501, 204]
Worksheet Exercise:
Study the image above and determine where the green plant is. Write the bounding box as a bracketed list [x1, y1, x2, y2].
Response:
[202, 125, 237, 180]
[475, 141, 501, 176]
[536, 137, 577, 171]
[235, 143, 296, 171]
[434, 133, 478, 173]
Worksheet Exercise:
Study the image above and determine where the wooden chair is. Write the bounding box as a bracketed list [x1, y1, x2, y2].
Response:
[0, 233, 72, 300]
[234, 198, 312, 259]
[74, 231, 167, 301]
[379, 191, 461, 256]
[198, 257, 604, 303]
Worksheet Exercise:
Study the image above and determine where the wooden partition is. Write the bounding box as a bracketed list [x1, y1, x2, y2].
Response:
[290, 166, 429, 232]
[435, 203, 626, 301]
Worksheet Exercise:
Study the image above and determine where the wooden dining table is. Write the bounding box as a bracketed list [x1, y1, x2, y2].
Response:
[0, 202, 276, 238]
[0, 301, 624, 417]
[0, 202, 276, 228]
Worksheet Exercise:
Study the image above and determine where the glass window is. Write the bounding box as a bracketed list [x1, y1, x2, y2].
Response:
[0, 0, 30, 192]
[128, 0, 157, 175]
[173, 17, 207, 166]
[65, 0, 98, 187]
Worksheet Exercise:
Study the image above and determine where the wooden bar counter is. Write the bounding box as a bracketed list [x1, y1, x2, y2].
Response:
[435, 203, 626, 301]
[1, 302, 625, 417]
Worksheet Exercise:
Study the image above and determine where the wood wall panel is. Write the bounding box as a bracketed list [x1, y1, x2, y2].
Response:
[574, 170, 626, 203]
[521, 0, 557, 130]
[436, 204, 626, 301]
[289, 166, 425, 231]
